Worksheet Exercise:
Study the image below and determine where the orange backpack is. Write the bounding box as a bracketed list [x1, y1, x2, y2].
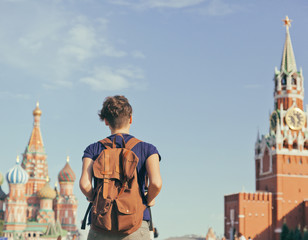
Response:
[81, 134, 146, 234]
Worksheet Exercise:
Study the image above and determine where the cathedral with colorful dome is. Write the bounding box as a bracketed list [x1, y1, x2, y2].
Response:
[0, 103, 78, 240]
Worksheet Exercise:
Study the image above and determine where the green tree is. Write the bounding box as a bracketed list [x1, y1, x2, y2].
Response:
[0, 220, 4, 236]
[303, 228, 308, 240]
[281, 223, 289, 240]
[294, 227, 302, 240]
[286, 230, 294, 240]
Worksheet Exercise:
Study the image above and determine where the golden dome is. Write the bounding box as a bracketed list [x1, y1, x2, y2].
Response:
[0, 172, 3, 186]
[37, 178, 56, 199]
[33, 102, 42, 116]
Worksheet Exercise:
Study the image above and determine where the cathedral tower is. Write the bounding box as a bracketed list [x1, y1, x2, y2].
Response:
[4, 156, 29, 236]
[55, 156, 78, 232]
[22, 102, 48, 219]
[37, 177, 57, 224]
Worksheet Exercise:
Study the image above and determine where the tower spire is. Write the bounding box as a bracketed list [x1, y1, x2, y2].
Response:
[27, 102, 44, 152]
[280, 16, 297, 73]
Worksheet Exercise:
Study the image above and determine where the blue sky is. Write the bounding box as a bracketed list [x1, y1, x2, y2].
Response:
[1, 0, 308, 239]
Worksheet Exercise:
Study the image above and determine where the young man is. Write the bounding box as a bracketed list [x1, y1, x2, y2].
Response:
[80, 95, 162, 240]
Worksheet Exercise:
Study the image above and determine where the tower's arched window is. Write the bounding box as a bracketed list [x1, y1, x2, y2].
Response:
[292, 73, 298, 85]
[282, 75, 287, 85]
[293, 142, 298, 149]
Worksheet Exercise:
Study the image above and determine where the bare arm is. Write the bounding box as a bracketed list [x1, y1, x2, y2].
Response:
[145, 153, 162, 207]
[79, 157, 94, 201]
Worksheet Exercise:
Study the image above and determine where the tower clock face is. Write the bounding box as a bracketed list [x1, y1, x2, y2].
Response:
[285, 107, 306, 130]
[270, 111, 279, 131]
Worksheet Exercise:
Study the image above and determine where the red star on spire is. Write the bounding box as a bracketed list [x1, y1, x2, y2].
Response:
[283, 16, 292, 28]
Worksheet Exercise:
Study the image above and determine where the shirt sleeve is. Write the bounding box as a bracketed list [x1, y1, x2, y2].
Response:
[82, 144, 95, 160]
[145, 143, 161, 161]
[82, 142, 104, 161]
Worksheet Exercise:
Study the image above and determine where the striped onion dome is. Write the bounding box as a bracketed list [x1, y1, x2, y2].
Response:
[58, 156, 76, 182]
[6, 156, 29, 184]
[37, 177, 56, 199]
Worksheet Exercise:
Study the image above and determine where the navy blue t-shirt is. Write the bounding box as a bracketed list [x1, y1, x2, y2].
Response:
[82, 134, 161, 221]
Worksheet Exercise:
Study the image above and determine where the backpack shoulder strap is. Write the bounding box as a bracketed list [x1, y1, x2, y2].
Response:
[125, 137, 142, 150]
[99, 138, 112, 149]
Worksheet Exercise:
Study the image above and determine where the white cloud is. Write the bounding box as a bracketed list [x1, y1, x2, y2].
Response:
[80, 66, 145, 91]
[109, 0, 205, 9]
[58, 24, 98, 61]
[195, 0, 242, 16]
[101, 40, 127, 58]
[131, 50, 146, 59]
[109, 0, 241, 16]
[0, 91, 30, 99]
[145, 0, 205, 8]
[0, 1, 143, 91]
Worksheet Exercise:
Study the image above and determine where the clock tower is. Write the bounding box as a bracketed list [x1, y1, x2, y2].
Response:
[255, 16, 308, 238]
[225, 16, 308, 240]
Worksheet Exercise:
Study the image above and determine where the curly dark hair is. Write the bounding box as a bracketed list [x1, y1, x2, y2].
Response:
[98, 95, 133, 129]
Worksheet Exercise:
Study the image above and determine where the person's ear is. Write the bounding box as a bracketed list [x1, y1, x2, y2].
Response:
[104, 119, 109, 126]
[129, 115, 132, 124]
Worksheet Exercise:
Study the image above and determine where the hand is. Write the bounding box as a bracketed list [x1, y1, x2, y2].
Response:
[86, 189, 94, 202]
[147, 199, 155, 207]
[146, 194, 155, 207]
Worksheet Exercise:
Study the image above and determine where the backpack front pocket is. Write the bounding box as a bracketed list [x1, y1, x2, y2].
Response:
[115, 198, 137, 232]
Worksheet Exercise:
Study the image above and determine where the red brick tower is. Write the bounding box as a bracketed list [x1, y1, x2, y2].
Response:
[255, 16, 308, 239]
[225, 16, 308, 240]
[22, 102, 48, 219]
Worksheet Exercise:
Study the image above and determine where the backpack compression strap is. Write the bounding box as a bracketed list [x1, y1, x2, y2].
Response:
[117, 137, 142, 197]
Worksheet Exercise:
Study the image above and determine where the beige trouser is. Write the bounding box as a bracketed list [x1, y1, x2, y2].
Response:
[87, 221, 150, 240]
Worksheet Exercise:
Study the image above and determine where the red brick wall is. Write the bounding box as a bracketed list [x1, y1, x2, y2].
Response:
[225, 193, 272, 240]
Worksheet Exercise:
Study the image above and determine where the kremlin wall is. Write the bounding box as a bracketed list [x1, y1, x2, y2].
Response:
[0, 103, 78, 240]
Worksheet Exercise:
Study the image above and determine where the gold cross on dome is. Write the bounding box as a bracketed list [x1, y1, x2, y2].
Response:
[283, 16, 292, 29]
